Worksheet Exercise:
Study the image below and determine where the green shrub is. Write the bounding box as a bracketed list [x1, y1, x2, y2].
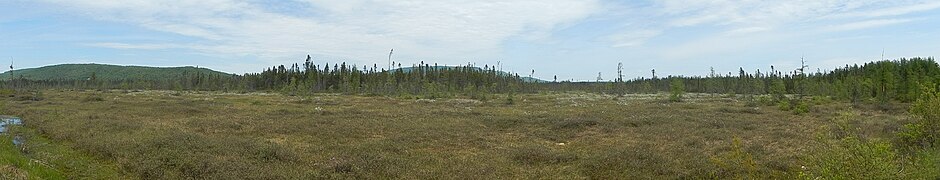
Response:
[802, 109, 940, 180]
[894, 87, 940, 179]
[776, 100, 791, 111]
[753, 95, 776, 106]
[82, 94, 105, 102]
[792, 100, 810, 115]
[904, 149, 940, 178]
[898, 123, 933, 148]
[505, 93, 515, 105]
[709, 137, 759, 179]
[800, 137, 901, 179]
[775, 98, 810, 115]
[898, 86, 940, 148]
[809, 96, 833, 105]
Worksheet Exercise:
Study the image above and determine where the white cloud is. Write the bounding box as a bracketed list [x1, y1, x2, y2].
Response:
[631, 0, 936, 60]
[39, 0, 601, 65]
[603, 1, 884, 49]
[649, 0, 940, 33]
[656, 0, 879, 28]
[726, 27, 771, 34]
[822, 18, 915, 32]
[830, 1, 940, 19]
[24, 0, 940, 77]
[85, 42, 185, 50]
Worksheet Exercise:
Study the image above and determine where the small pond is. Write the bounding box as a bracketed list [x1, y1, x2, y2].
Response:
[0, 116, 23, 133]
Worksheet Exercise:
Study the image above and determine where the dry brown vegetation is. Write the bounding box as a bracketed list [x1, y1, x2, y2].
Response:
[0, 90, 917, 179]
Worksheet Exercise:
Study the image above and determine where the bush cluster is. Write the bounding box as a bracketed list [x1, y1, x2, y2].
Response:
[899, 86, 940, 148]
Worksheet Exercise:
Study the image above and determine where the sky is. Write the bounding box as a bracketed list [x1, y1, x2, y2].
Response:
[1, 0, 939, 81]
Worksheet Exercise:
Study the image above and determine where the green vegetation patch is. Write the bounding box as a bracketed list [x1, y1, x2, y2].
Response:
[1, 135, 64, 180]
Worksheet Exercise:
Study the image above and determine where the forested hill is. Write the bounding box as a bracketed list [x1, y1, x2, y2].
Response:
[0, 64, 232, 81]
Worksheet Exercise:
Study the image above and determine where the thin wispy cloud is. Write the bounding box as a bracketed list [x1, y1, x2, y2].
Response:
[822, 18, 916, 32]
[726, 27, 771, 34]
[831, 1, 940, 18]
[602, 0, 905, 47]
[85, 43, 185, 50]
[37, 0, 601, 65]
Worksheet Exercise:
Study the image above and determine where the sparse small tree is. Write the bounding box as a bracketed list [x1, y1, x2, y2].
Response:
[505, 82, 516, 105]
[670, 78, 684, 102]
[770, 78, 786, 101]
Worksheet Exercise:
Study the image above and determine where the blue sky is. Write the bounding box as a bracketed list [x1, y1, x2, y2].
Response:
[2, 0, 939, 81]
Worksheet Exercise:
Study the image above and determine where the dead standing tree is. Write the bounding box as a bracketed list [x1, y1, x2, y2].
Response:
[387, 49, 394, 71]
[796, 55, 809, 98]
[617, 62, 623, 83]
[8, 57, 13, 88]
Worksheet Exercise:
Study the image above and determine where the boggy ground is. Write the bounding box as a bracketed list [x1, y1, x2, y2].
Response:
[0, 90, 909, 179]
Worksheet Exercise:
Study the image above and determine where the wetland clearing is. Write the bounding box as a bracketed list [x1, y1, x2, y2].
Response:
[2, 90, 932, 179]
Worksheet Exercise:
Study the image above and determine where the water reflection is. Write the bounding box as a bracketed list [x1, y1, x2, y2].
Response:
[0, 116, 23, 133]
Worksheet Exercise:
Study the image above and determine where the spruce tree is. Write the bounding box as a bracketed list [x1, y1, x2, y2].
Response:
[670, 78, 684, 102]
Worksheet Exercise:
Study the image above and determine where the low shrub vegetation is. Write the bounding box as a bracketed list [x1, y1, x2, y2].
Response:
[899, 86, 940, 148]
[801, 137, 901, 179]
[800, 88, 940, 179]
[0, 90, 935, 178]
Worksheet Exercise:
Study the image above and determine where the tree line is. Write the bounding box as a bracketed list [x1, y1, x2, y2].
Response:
[1, 56, 938, 103]
[240, 57, 527, 98]
[540, 57, 939, 103]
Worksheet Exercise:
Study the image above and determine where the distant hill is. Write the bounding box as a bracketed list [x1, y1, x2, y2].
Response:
[393, 66, 547, 83]
[0, 64, 233, 81]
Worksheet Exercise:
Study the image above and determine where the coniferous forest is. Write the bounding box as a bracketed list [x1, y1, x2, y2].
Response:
[2, 56, 937, 103]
